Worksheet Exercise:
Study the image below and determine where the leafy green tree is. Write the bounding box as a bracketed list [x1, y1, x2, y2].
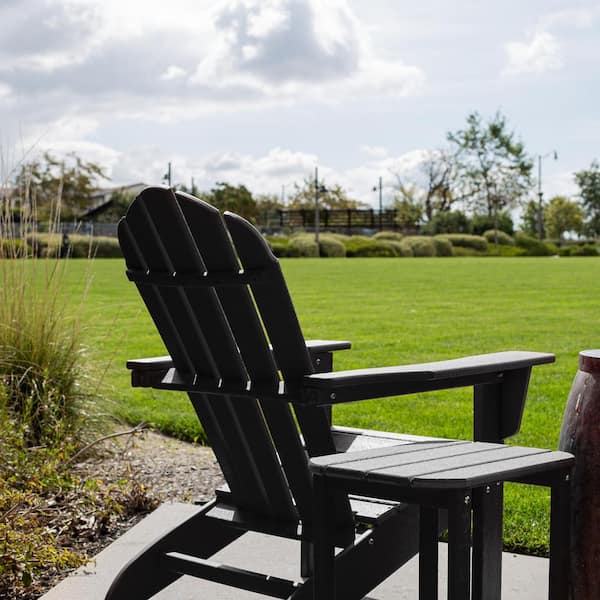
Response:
[393, 149, 456, 221]
[93, 188, 135, 222]
[574, 160, 600, 236]
[287, 178, 365, 210]
[392, 197, 423, 231]
[544, 196, 584, 239]
[447, 111, 534, 219]
[200, 182, 257, 222]
[255, 193, 283, 229]
[471, 211, 514, 235]
[13, 152, 109, 219]
[421, 210, 471, 235]
[520, 200, 544, 237]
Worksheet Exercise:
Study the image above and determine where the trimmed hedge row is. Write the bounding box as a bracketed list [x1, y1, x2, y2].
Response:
[265, 232, 599, 258]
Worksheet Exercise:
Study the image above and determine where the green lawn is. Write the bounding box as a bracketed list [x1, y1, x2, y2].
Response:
[68, 256, 600, 555]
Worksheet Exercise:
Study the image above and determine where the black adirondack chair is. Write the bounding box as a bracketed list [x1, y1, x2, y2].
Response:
[106, 186, 555, 600]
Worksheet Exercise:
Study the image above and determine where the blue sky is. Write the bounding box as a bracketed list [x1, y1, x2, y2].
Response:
[1, 0, 599, 209]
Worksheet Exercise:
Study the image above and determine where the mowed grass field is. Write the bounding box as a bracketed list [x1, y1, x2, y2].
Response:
[64, 256, 600, 555]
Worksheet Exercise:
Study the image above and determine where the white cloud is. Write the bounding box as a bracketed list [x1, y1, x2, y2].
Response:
[360, 145, 388, 158]
[502, 31, 563, 77]
[159, 65, 187, 81]
[540, 6, 600, 30]
[0, 0, 424, 133]
[0, 82, 12, 98]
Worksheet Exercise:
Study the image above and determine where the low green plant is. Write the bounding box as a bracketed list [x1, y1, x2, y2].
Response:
[402, 236, 436, 257]
[514, 232, 558, 256]
[388, 240, 414, 257]
[487, 244, 527, 257]
[432, 236, 453, 257]
[289, 234, 319, 257]
[68, 235, 122, 258]
[482, 230, 515, 246]
[558, 243, 598, 256]
[373, 231, 403, 241]
[441, 234, 488, 253]
[318, 234, 346, 257]
[343, 236, 398, 257]
[0, 412, 158, 598]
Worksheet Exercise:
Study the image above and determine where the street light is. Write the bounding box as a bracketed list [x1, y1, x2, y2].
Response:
[372, 176, 383, 230]
[314, 167, 327, 246]
[537, 151, 558, 239]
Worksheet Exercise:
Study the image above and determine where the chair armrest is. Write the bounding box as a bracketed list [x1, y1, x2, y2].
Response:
[126, 340, 351, 387]
[300, 351, 555, 441]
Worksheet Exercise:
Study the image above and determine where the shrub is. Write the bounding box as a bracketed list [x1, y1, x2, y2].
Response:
[471, 212, 514, 235]
[390, 240, 414, 257]
[488, 245, 527, 257]
[268, 239, 291, 258]
[402, 236, 436, 257]
[451, 246, 481, 257]
[289, 234, 319, 257]
[514, 232, 558, 256]
[432, 236, 454, 257]
[0, 238, 27, 258]
[318, 235, 346, 257]
[373, 231, 403, 241]
[26, 233, 62, 257]
[482, 230, 515, 246]
[343, 236, 398, 257]
[440, 234, 488, 253]
[559, 244, 599, 256]
[422, 211, 471, 235]
[68, 235, 122, 258]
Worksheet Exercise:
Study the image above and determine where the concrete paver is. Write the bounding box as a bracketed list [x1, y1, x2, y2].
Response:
[41, 502, 548, 599]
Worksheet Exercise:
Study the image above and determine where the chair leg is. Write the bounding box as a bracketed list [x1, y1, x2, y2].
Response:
[419, 505, 439, 600]
[105, 501, 242, 600]
[447, 491, 472, 600]
[472, 483, 503, 600]
[301, 540, 314, 578]
[313, 473, 336, 600]
[549, 471, 572, 600]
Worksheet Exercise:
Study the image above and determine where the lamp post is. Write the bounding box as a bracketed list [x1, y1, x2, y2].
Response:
[163, 162, 172, 187]
[372, 176, 383, 230]
[314, 167, 327, 247]
[537, 151, 558, 239]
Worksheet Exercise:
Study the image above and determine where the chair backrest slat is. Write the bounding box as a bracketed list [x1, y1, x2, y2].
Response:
[223, 211, 353, 527]
[175, 192, 312, 520]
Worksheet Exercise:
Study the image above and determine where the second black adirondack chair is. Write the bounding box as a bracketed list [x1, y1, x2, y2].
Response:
[106, 186, 555, 600]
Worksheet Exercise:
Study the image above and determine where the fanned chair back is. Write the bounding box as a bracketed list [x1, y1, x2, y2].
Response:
[118, 187, 353, 534]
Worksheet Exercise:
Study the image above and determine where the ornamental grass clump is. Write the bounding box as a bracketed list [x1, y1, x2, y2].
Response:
[0, 169, 89, 446]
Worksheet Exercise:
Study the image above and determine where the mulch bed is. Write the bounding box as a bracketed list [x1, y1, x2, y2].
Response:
[33, 429, 224, 599]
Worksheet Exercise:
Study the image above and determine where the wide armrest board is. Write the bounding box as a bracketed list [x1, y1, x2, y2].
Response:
[126, 340, 352, 387]
[301, 351, 555, 405]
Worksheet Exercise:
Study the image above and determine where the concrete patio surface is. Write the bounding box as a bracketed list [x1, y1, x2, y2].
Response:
[42, 502, 548, 599]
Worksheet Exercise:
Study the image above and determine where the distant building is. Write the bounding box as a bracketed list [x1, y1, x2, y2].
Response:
[81, 183, 148, 220]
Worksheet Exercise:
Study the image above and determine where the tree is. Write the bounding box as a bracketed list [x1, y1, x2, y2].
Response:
[544, 196, 584, 239]
[447, 112, 534, 220]
[393, 149, 456, 221]
[255, 193, 283, 229]
[287, 178, 365, 210]
[392, 197, 423, 231]
[471, 211, 514, 235]
[521, 200, 543, 237]
[13, 152, 109, 219]
[574, 160, 600, 237]
[93, 188, 135, 222]
[421, 210, 471, 235]
[200, 182, 257, 223]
